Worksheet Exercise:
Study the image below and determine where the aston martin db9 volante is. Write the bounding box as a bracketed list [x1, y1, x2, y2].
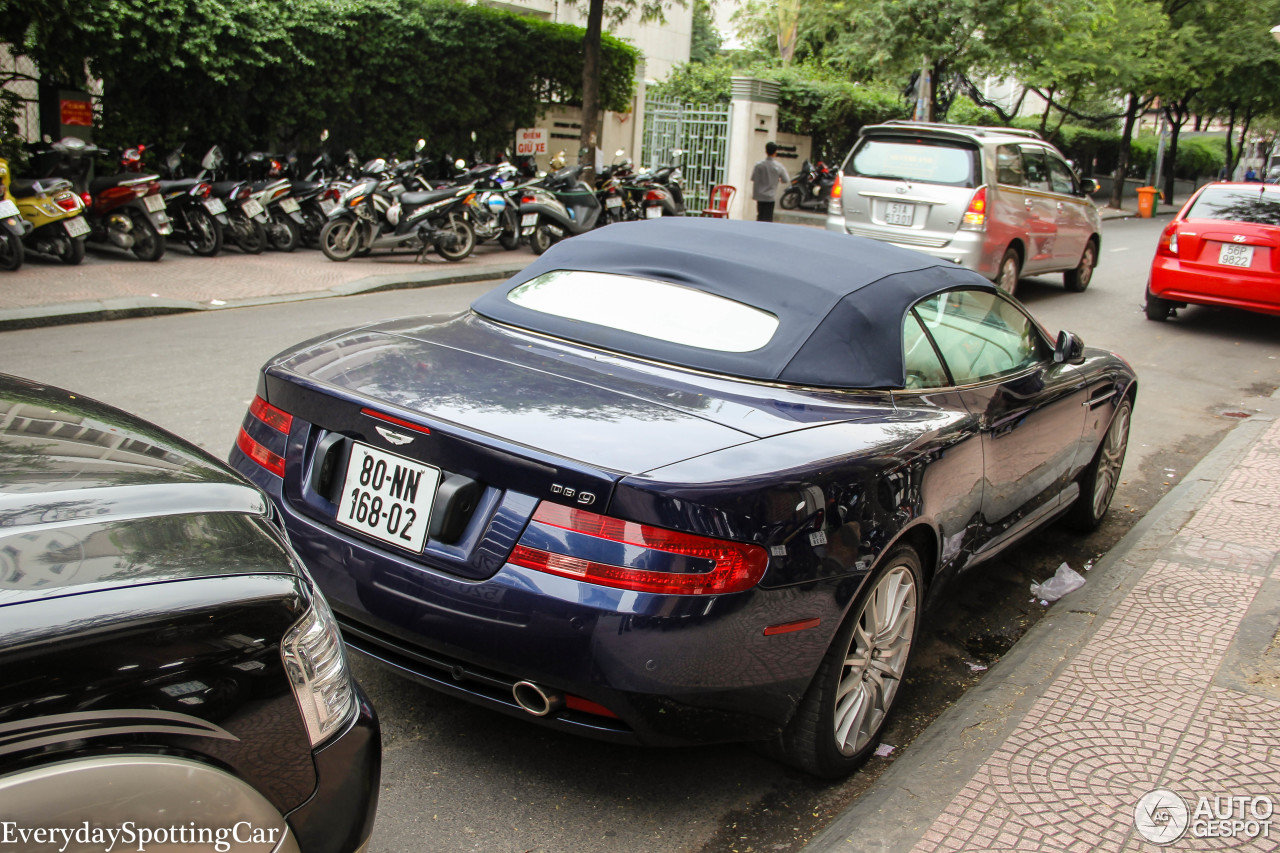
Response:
[0, 374, 379, 851]
[231, 218, 1135, 777]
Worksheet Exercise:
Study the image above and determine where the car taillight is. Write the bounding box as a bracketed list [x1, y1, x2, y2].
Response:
[238, 395, 293, 477]
[1158, 223, 1180, 256]
[509, 502, 768, 595]
[960, 186, 987, 230]
[828, 172, 843, 214]
[282, 584, 357, 746]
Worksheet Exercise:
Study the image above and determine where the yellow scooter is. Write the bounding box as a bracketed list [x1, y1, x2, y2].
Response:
[0, 157, 89, 265]
[0, 163, 26, 270]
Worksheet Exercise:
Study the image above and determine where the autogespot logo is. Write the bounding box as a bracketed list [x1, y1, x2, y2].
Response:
[1135, 788, 1190, 844]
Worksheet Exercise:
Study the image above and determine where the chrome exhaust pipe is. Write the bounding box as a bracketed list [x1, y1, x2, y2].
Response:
[512, 681, 564, 717]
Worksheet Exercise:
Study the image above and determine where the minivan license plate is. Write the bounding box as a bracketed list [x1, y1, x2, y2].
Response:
[885, 202, 914, 226]
[1219, 243, 1253, 268]
[336, 443, 441, 553]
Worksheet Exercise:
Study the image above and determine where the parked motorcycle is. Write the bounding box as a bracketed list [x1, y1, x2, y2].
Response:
[518, 163, 607, 254]
[126, 145, 223, 257]
[199, 146, 269, 255]
[319, 166, 475, 263]
[627, 150, 687, 217]
[244, 152, 303, 252]
[0, 156, 88, 265]
[780, 160, 835, 211]
[462, 161, 522, 250]
[35, 137, 171, 261]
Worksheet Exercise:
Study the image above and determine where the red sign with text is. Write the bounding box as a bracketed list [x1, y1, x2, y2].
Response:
[61, 99, 93, 127]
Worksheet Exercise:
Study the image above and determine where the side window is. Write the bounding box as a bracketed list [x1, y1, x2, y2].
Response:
[1047, 156, 1078, 195]
[902, 311, 951, 389]
[1020, 146, 1051, 192]
[913, 289, 1049, 385]
[996, 145, 1024, 187]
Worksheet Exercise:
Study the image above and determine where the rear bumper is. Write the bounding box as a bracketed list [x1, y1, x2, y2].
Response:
[825, 214, 997, 278]
[232, 448, 835, 748]
[1150, 258, 1280, 315]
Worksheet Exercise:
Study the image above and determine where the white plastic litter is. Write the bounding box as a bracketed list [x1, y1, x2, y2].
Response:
[1030, 562, 1085, 603]
[967, 663, 988, 672]
[874, 743, 895, 758]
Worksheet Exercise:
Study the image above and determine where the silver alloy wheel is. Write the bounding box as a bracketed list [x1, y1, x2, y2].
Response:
[1077, 243, 1095, 285]
[833, 564, 918, 756]
[997, 251, 1019, 294]
[1092, 402, 1131, 519]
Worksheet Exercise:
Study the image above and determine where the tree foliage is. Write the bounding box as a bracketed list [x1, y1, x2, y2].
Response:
[0, 0, 638, 159]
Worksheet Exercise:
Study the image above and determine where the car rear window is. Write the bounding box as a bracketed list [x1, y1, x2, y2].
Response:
[1185, 186, 1280, 225]
[507, 270, 780, 353]
[848, 137, 978, 188]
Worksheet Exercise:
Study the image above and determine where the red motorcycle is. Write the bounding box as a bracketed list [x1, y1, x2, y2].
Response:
[780, 159, 836, 211]
[36, 137, 172, 261]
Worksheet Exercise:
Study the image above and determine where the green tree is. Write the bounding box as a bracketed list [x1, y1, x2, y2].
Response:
[690, 0, 722, 63]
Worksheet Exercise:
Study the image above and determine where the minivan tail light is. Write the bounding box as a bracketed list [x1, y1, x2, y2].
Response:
[828, 172, 843, 215]
[509, 502, 768, 595]
[1158, 223, 1179, 256]
[960, 186, 987, 230]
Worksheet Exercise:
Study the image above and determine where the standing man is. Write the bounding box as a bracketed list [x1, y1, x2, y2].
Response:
[751, 141, 790, 222]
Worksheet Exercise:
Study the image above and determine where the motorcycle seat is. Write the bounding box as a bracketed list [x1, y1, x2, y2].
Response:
[209, 180, 244, 197]
[158, 178, 200, 192]
[8, 178, 47, 197]
[89, 174, 140, 194]
[290, 180, 323, 194]
[400, 187, 459, 208]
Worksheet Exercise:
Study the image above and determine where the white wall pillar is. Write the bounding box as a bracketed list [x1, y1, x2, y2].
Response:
[725, 77, 780, 220]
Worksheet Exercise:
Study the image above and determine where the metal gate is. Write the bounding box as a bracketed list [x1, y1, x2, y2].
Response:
[642, 97, 730, 214]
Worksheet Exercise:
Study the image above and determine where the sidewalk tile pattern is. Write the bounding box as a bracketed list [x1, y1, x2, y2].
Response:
[909, 418, 1280, 852]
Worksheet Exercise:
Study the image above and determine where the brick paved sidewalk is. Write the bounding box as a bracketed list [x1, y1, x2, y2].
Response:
[808, 403, 1280, 852]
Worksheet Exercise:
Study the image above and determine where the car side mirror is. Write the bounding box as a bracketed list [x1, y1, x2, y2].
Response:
[1080, 178, 1099, 195]
[1054, 330, 1086, 365]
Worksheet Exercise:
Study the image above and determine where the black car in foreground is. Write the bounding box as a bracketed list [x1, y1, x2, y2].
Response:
[0, 374, 379, 853]
[233, 218, 1136, 778]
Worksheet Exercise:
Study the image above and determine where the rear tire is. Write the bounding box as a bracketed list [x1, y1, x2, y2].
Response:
[130, 215, 165, 262]
[773, 544, 923, 778]
[1063, 239, 1096, 292]
[61, 236, 86, 265]
[995, 247, 1021, 296]
[320, 218, 361, 261]
[1065, 398, 1131, 531]
[0, 231, 23, 270]
[184, 208, 222, 257]
[498, 208, 521, 250]
[266, 212, 300, 252]
[434, 214, 475, 262]
[528, 222, 553, 255]
[780, 188, 801, 210]
[1145, 288, 1173, 321]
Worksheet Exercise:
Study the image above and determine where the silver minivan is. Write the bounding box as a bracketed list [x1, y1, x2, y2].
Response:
[825, 122, 1102, 295]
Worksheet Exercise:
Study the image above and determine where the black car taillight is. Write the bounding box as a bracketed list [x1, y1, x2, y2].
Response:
[509, 502, 768, 595]
[238, 395, 293, 478]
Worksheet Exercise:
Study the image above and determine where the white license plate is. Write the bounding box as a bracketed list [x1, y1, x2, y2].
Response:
[204, 198, 226, 216]
[279, 197, 300, 214]
[606, 196, 623, 209]
[884, 202, 914, 226]
[644, 205, 662, 219]
[521, 213, 537, 227]
[143, 193, 165, 213]
[336, 443, 441, 553]
[1219, 243, 1254, 268]
[64, 216, 90, 237]
[0, 199, 17, 218]
[320, 199, 337, 215]
[242, 198, 265, 218]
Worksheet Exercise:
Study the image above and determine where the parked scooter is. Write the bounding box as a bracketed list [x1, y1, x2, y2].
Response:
[0, 172, 28, 270]
[0, 156, 88, 265]
[125, 145, 223, 257]
[34, 137, 171, 261]
[461, 161, 522, 250]
[199, 146, 269, 255]
[518, 163, 607, 254]
[244, 152, 302, 252]
[319, 157, 475, 262]
[780, 160, 835, 211]
[627, 149, 687, 217]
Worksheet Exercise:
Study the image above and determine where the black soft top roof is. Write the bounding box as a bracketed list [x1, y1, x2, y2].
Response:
[471, 218, 996, 388]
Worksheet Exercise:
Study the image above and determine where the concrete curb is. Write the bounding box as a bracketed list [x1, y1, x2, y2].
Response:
[0, 265, 529, 332]
[802, 407, 1277, 853]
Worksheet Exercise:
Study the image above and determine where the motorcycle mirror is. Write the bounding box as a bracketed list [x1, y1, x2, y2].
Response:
[416, 138, 426, 153]
[614, 149, 625, 158]
[455, 158, 466, 170]
[167, 152, 181, 172]
[321, 128, 330, 143]
[470, 131, 477, 142]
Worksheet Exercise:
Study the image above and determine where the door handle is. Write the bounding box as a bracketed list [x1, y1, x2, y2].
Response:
[1024, 199, 1034, 209]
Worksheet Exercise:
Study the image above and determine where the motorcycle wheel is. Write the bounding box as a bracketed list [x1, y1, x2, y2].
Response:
[435, 214, 475, 262]
[528, 223, 553, 255]
[266, 213, 300, 252]
[498, 217, 521, 250]
[780, 188, 801, 210]
[301, 207, 326, 247]
[320, 219, 362, 262]
[130, 214, 165, 262]
[0, 231, 24, 271]
[185, 208, 222, 257]
[60, 236, 86, 266]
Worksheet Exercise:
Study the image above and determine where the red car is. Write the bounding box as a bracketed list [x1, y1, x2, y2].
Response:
[1147, 182, 1280, 320]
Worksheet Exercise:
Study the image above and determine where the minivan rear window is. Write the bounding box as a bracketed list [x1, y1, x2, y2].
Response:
[1185, 186, 1280, 226]
[848, 137, 978, 188]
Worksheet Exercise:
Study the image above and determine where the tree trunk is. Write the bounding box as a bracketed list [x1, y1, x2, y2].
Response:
[1223, 104, 1237, 178]
[1162, 99, 1192, 202]
[578, 0, 605, 179]
[1108, 92, 1142, 209]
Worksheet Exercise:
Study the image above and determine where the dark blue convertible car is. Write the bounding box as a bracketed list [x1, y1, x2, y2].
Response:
[231, 218, 1135, 777]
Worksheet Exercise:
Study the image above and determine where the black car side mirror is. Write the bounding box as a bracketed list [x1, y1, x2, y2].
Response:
[1054, 330, 1086, 365]
[1080, 178, 1099, 195]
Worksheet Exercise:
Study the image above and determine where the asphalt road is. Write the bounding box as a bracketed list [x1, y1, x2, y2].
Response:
[0, 215, 1276, 853]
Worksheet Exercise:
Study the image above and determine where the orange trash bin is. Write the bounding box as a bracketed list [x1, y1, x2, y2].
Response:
[1136, 186, 1159, 218]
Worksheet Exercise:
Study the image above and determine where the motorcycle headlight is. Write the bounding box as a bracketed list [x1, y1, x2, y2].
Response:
[281, 583, 357, 747]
